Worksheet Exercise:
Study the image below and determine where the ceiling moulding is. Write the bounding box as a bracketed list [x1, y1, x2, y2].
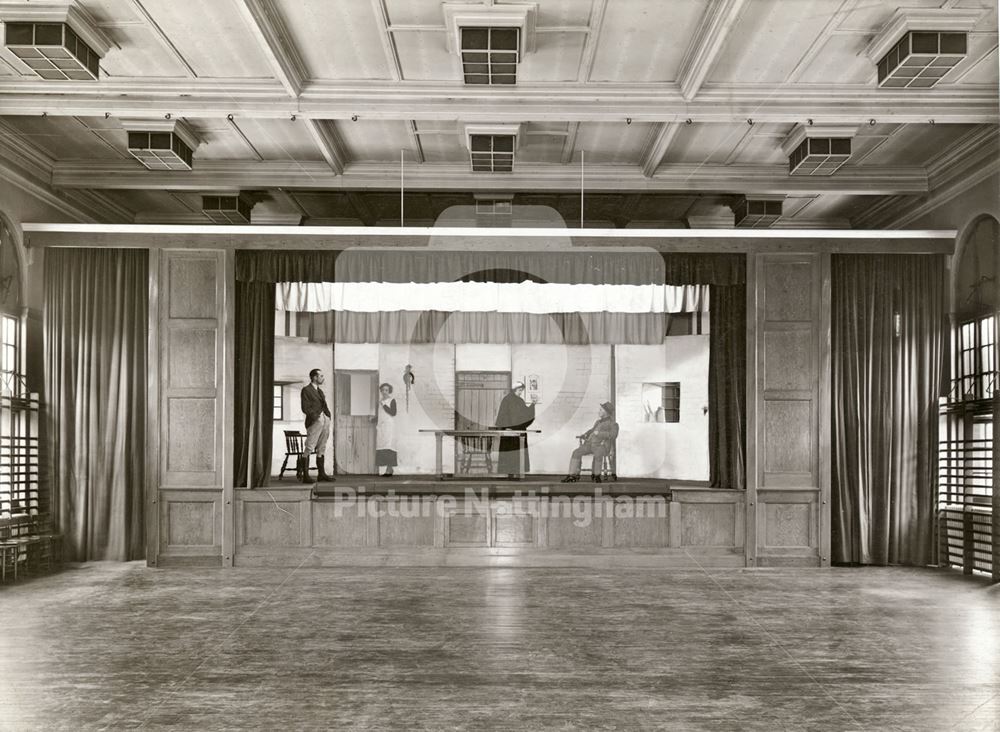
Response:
[442, 2, 537, 55]
[864, 8, 983, 63]
[0, 82, 996, 123]
[0, 2, 113, 57]
[50, 160, 931, 196]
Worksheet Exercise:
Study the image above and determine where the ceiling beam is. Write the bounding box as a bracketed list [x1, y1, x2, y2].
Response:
[577, 0, 608, 82]
[234, 0, 306, 97]
[677, 0, 747, 100]
[0, 80, 994, 123]
[304, 119, 347, 174]
[640, 123, 682, 178]
[20, 223, 957, 255]
[51, 159, 930, 195]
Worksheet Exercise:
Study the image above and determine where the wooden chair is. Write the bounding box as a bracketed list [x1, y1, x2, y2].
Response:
[459, 434, 494, 475]
[278, 430, 314, 480]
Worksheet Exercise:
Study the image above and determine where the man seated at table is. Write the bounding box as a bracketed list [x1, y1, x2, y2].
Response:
[561, 401, 618, 483]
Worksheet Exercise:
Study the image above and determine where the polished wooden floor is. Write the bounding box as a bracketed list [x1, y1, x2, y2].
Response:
[1, 564, 997, 731]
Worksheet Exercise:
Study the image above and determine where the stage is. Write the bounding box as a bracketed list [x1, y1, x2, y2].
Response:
[229, 475, 753, 569]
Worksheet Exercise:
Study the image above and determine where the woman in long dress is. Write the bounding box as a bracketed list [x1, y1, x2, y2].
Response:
[494, 381, 536, 479]
[375, 382, 397, 476]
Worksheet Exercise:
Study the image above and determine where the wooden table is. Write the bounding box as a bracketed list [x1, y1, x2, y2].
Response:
[419, 429, 541, 480]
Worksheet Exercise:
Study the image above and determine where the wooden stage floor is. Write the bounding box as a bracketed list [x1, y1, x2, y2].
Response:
[1, 563, 996, 730]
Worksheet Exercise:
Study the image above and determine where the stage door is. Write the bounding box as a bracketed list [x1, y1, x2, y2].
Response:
[455, 371, 510, 475]
[334, 370, 376, 474]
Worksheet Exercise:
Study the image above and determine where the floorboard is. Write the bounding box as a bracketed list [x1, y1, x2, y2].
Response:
[0, 564, 997, 730]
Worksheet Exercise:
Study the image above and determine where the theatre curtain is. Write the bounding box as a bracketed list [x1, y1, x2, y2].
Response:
[832, 254, 945, 566]
[298, 311, 687, 345]
[43, 248, 147, 561]
[234, 280, 275, 488]
[709, 283, 746, 491]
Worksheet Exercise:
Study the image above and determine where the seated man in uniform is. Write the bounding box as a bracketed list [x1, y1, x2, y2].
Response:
[561, 401, 618, 483]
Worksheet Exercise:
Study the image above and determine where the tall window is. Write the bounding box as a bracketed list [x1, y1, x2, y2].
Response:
[939, 216, 998, 579]
[0, 217, 39, 522]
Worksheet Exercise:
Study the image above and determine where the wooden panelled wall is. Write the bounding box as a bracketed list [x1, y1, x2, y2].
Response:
[146, 250, 235, 567]
[142, 249, 833, 568]
[747, 253, 831, 567]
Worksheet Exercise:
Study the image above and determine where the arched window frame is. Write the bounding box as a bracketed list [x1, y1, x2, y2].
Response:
[939, 214, 999, 578]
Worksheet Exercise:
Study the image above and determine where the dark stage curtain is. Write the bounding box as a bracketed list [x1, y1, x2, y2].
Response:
[234, 280, 275, 488]
[237, 250, 340, 283]
[301, 310, 674, 345]
[43, 248, 147, 561]
[659, 253, 746, 491]
[709, 284, 746, 490]
[832, 255, 945, 566]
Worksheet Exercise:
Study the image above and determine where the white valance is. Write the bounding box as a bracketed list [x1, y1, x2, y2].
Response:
[276, 282, 709, 314]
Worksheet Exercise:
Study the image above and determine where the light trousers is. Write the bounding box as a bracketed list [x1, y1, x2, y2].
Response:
[305, 413, 331, 458]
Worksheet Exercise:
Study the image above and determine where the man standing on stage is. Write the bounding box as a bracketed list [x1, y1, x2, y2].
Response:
[300, 368, 335, 483]
[495, 380, 536, 480]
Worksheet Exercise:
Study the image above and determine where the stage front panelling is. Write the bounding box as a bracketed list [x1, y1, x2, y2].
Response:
[233, 485, 744, 568]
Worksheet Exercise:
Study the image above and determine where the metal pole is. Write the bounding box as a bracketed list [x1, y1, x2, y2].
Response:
[400, 150, 404, 227]
[580, 150, 585, 229]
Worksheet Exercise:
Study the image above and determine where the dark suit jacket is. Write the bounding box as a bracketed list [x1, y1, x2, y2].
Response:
[300, 383, 331, 427]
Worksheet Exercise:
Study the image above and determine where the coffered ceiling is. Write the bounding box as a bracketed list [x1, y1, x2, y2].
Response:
[0, 0, 996, 228]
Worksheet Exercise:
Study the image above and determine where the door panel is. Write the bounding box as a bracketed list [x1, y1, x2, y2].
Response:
[334, 370, 376, 474]
[455, 372, 510, 475]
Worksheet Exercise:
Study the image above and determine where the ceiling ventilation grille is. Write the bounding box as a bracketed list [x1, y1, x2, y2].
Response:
[469, 134, 515, 172]
[733, 196, 782, 228]
[202, 194, 254, 224]
[788, 137, 852, 176]
[127, 131, 194, 171]
[781, 124, 856, 177]
[4, 22, 99, 80]
[460, 27, 519, 85]
[877, 31, 967, 88]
